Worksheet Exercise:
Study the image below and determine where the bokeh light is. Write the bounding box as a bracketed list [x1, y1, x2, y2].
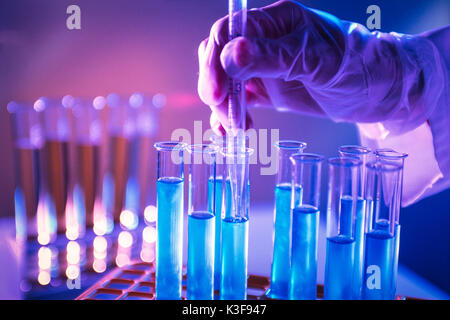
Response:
[118, 231, 133, 248]
[144, 205, 157, 224]
[143, 226, 157, 244]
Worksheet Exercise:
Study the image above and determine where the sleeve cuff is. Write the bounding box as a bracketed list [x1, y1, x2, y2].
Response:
[357, 121, 443, 207]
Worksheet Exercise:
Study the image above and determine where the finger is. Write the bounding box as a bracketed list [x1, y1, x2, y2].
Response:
[220, 34, 304, 80]
[220, 10, 344, 84]
[210, 112, 227, 136]
[197, 37, 208, 62]
[209, 100, 254, 133]
[198, 17, 229, 106]
[198, 1, 304, 107]
[209, 99, 229, 130]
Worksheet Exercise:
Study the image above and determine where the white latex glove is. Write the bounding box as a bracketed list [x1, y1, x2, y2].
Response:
[198, 0, 449, 205]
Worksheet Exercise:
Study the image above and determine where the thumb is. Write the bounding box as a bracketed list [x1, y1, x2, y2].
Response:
[220, 36, 298, 80]
[220, 27, 344, 85]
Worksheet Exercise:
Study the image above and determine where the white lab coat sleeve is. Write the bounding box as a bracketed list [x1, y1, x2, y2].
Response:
[356, 27, 450, 206]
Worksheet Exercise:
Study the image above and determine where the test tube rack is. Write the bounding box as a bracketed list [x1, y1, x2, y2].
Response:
[76, 261, 417, 300]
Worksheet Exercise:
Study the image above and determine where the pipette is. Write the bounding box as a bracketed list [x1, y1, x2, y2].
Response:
[227, 0, 248, 219]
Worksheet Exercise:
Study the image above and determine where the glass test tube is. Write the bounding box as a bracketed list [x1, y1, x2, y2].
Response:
[36, 97, 72, 240]
[69, 96, 106, 238]
[187, 144, 218, 300]
[268, 140, 307, 299]
[210, 134, 250, 292]
[220, 147, 253, 300]
[120, 93, 159, 230]
[104, 94, 136, 230]
[324, 157, 362, 300]
[154, 141, 187, 300]
[374, 149, 407, 298]
[8, 101, 44, 241]
[289, 153, 323, 300]
[338, 145, 371, 299]
[133, 93, 163, 228]
[362, 160, 402, 300]
[209, 135, 226, 291]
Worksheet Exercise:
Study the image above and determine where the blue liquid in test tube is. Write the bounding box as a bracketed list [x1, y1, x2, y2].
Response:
[290, 205, 319, 300]
[220, 147, 252, 300]
[392, 224, 400, 297]
[325, 235, 355, 299]
[271, 184, 302, 298]
[186, 144, 218, 300]
[156, 177, 184, 299]
[363, 228, 394, 300]
[289, 153, 323, 300]
[269, 140, 306, 299]
[338, 196, 366, 299]
[187, 211, 215, 300]
[220, 216, 249, 300]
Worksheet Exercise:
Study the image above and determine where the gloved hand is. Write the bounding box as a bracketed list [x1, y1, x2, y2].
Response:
[197, 0, 444, 136]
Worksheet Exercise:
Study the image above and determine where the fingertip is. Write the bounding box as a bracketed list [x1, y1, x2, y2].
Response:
[198, 38, 208, 60]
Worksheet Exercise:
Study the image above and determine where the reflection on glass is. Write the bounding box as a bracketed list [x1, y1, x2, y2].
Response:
[93, 236, 108, 273]
[37, 246, 58, 286]
[143, 205, 157, 225]
[116, 231, 133, 267]
[141, 226, 156, 263]
[66, 240, 83, 283]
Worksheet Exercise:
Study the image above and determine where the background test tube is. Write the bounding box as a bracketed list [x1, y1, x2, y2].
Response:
[338, 145, 371, 299]
[363, 160, 402, 300]
[36, 97, 72, 241]
[324, 157, 362, 300]
[220, 147, 253, 300]
[154, 141, 187, 300]
[120, 93, 159, 230]
[374, 149, 408, 299]
[104, 94, 136, 230]
[8, 101, 44, 241]
[69, 96, 106, 238]
[289, 153, 323, 300]
[129, 93, 161, 229]
[187, 144, 218, 300]
[268, 140, 307, 299]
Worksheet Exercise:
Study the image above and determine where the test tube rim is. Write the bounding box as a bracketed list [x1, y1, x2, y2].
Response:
[327, 156, 362, 168]
[275, 140, 307, 150]
[129, 92, 145, 109]
[209, 134, 250, 144]
[187, 143, 219, 154]
[374, 148, 408, 159]
[366, 160, 402, 172]
[33, 96, 66, 112]
[154, 141, 188, 151]
[69, 96, 107, 113]
[221, 147, 254, 157]
[7, 101, 35, 114]
[106, 93, 128, 108]
[338, 145, 371, 156]
[290, 152, 324, 164]
[209, 134, 224, 145]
